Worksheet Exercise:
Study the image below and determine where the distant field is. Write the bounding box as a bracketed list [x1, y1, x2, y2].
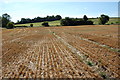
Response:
[15, 20, 61, 27]
[90, 18, 119, 25]
[15, 18, 119, 27]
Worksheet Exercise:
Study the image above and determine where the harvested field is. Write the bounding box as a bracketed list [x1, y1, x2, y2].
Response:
[2, 25, 120, 79]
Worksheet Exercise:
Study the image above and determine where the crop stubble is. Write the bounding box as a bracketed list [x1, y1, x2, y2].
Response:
[2, 25, 119, 78]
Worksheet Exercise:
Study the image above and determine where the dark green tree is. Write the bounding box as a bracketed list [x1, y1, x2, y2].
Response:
[61, 16, 93, 26]
[83, 15, 88, 21]
[30, 24, 33, 27]
[55, 15, 62, 20]
[61, 17, 73, 26]
[17, 15, 62, 24]
[20, 18, 28, 23]
[42, 21, 49, 27]
[6, 22, 14, 29]
[2, 13, 11, 27]
[99, 14, 109, 25]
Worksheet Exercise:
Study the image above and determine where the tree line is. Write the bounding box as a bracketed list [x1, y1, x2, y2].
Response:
[61, 15, 94, 26]
[16, 15, 62, 24]
[1, 13, 110, 29]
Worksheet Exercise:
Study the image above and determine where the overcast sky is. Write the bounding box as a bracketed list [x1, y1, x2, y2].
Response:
[0, 0, 119, 22]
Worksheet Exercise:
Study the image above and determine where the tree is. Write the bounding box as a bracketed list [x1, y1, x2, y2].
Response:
[42, 21, 49, 27]
[83, 15, 88, 21]
[26, 18, 31, 23]
[2, 13, 11, 27]
[99, 14, 109, 25]
[55, 15, 62, 20]
[61, 16, 93, 26]
[30, 24, 33, 27]
[20, 18, 26, 24]
[17, 15, 62, 24]
[6, 22, 14, 29]
[61, 17, 75, 26]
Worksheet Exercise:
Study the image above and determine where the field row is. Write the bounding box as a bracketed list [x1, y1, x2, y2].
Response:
[50, 25, 119, 78]
[2, 27, 99, 78]
[2, 25, 119, 78]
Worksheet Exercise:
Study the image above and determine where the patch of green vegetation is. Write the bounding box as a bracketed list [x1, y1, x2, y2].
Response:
[87, 61, 93, 66]
[111, 22, 114, 24]
[109, 48, 120, 53]
[15, 20, 61, 27]
[49, 20, 61, 26]
[117, 49, 120, 52]
[42, 21, 49, 27]
[99, 72, 107, 79]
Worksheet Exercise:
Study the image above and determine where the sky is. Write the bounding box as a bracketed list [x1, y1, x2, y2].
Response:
[0, 0, 119, 22]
